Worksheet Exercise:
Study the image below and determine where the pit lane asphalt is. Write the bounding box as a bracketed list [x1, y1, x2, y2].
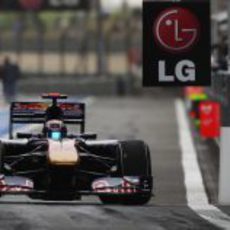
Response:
[0, 96, 229, 230]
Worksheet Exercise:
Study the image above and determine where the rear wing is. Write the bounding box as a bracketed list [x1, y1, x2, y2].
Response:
[10, 102, 85, 139]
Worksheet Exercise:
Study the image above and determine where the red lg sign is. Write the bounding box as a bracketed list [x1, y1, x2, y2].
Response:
[143, 1, 211, 86]
[154, 7, 200, 53]
[153, 7, 200, 83]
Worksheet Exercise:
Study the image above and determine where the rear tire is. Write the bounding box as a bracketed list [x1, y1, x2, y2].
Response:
[99, 140, 152, 205]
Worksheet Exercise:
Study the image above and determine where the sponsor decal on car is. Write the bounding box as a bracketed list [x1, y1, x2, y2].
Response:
[0, 175, 6, 187]
[92, 177, 139, 194]
[13, 102, 84, 116]
[92, 180, 111, 193]
[0, 176, 34, 192]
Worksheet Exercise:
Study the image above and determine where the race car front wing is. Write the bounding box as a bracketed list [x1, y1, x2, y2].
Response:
[0, 175, 153, 197]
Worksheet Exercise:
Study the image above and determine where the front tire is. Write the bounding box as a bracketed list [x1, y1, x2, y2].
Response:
[99, 140, 152, 205]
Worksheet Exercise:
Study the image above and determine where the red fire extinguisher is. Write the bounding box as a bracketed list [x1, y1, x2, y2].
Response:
[199, 101, 220, 138]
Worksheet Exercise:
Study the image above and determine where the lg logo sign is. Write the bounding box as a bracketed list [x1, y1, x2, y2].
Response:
[143, 2, 210, 87]
[154, 7, 199, 83]
[154, 8, 200, 53]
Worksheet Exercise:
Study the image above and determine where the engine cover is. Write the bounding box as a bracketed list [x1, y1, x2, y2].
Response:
[48, 139, 79, 166]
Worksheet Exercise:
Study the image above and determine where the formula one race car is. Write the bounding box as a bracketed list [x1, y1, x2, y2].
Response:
[0, 93, 152, 205]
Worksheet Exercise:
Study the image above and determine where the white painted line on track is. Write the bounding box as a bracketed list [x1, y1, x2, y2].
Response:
[214, 138, 220, 147]
[175, 99, 230, 230]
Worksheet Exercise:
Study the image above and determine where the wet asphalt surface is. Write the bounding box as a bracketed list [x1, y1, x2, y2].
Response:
[0, 95, 229, 230]
[0, 203, 220, 230]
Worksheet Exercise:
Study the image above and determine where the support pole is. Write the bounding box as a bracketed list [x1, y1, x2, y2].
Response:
[211, 0, 218, 45]
[96, 0, 106, 76]
[218, 0, 230, 201]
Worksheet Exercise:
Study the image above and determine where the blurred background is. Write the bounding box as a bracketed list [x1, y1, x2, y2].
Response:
[0, 0, 228, 98]
[0, 0, 144, 97]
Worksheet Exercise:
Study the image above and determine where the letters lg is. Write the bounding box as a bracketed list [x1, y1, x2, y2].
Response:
[154, 8, 199, 84]
[158, 60, 195, 82]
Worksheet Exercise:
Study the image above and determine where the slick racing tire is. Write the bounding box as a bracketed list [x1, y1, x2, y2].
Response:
[99, 140, 152, 205]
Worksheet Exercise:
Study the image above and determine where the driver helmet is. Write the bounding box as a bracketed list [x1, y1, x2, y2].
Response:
[44, 119, 67, 140]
